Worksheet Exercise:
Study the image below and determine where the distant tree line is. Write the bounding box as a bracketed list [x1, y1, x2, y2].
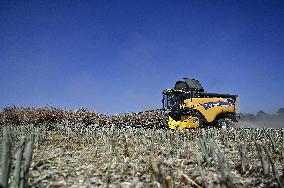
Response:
[241, 108, 284, 121]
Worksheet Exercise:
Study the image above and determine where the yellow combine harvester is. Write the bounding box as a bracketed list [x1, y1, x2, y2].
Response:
[162, 78, 240, 129]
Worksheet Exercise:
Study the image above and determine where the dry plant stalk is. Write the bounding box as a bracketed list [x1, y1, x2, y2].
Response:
[256, 143, 269, 176]
[263, 145, 284, 188]
[195, 151, 209, 187]
[268, 131, 276, 153]
[150, 154, 167, 188]
[198, 137, 210, 164]
[239, 143, 247, 174]
[221, 128, 228, 147]
[213, 151, 236, 188]
[180, 173, 202, 188]
[0, 127, 12, 188]
[164, 175, 174, 188]
[151, 128, 155, 153]
[32, 139, 48, 170]
[20, 134, 35, 188]
[12, 137, 26, 188]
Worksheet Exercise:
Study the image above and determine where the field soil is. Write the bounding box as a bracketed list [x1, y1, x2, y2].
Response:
[26, 127, 284, 188]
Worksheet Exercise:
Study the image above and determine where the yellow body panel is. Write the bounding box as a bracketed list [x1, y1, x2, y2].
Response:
[183, 98, 235, 122]
[168, 116, 199, 129]
[168, 97, 235, 129]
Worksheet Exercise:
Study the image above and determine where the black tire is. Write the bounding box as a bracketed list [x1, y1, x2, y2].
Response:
[216, 118, 235, 129]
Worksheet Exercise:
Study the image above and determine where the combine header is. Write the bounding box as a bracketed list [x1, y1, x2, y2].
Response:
[162, 78, 240, 129]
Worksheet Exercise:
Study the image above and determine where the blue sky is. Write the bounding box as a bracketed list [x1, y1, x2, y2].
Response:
[0, 0, 284, 114]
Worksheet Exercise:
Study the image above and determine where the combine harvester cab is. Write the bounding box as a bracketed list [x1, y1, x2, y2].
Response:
[162, 78, 240, 130]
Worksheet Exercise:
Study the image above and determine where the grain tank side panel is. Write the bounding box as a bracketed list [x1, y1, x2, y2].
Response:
[183, 98, 235, 123]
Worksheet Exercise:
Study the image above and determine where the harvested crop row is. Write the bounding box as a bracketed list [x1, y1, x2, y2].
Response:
[1, 124, 283, 187]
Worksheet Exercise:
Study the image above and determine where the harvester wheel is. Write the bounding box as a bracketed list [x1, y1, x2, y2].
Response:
[216, 118, 235, 129]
